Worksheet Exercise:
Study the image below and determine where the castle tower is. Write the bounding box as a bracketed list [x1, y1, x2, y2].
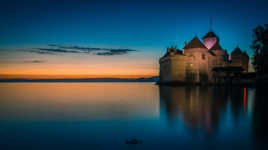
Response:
[231, 46, 249, 72]
[183, 37, 210, 84]
[202, 31, 219, 49]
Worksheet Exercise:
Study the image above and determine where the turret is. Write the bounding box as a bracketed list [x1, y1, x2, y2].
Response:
[231, 46, 249, 72]
[167, 46, 178, 56]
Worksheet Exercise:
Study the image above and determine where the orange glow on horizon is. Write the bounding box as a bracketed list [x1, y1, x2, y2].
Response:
[0, 64, 158, 78]
[0, 74, 157, 79]
[0, 49, 159, 79]
[0, 58, 158, 79]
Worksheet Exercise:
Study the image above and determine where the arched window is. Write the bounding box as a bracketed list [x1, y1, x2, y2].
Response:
[202, 54, 206, 60]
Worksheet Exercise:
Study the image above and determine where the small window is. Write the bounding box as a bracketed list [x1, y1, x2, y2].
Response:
[202, 54, 206, 60]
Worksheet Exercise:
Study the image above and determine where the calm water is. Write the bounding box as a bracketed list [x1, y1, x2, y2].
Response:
[0, 83, 267, 150]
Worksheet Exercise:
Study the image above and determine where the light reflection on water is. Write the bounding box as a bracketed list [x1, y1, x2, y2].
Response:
[0, 83, 159, 121]
[0, 83, 267, 150]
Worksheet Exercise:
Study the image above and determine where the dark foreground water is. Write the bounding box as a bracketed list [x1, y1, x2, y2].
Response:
[0, 83, 267, 150]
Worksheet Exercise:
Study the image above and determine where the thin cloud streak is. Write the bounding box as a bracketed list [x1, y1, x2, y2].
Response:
[23, 60, 46, 63]
[96, 49, 136, 56]
[28, 44, 138, 56]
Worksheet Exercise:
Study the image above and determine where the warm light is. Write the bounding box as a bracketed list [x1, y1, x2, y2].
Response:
[243, 88, 247, 112]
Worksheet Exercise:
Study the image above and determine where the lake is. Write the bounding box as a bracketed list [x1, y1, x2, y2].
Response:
[0, 83, 267, 150]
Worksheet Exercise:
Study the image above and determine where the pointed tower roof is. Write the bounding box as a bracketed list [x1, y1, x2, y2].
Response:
[183, 36, 207, 49]
[210, 42, 223, 50]
[202, 31, 220, 49]
[202, 31, 219, 40]
[231, 46, 243, 55]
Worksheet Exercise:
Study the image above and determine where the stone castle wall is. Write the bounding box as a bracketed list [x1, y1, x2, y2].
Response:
[158, 33, 249, 85]
[184, 48, 210, 83]
[170, 55, 187, 82]
[159, 49, 248, 84]
[159, 54, 186, 83]
[159, 57, 172, 82]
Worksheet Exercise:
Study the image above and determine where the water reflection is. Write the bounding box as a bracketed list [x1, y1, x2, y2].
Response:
[159, 85, 268, 143]
[0, 83, 268, 149]
[160, 86, 228, 132]
[0, 83, 159, 121]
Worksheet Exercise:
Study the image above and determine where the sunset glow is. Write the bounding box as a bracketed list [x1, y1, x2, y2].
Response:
[0, 46, 160, 78]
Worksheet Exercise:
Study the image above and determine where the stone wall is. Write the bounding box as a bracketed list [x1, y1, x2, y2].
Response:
[208, 50, 229, 83]
[159, 54, 186, 83]
[184, 48, 210, 84]
[170, 55, 187, 82]
[159, 57, 172, 82]
[159, 48, 249, 84]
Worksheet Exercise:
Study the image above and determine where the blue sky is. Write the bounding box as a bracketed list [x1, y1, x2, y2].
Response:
[0, 0, 267, 76]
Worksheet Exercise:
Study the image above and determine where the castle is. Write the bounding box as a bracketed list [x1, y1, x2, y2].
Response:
[159, 31, 249, 84]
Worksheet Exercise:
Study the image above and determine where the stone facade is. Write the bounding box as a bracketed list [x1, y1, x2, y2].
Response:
[159, 31, 249, 84]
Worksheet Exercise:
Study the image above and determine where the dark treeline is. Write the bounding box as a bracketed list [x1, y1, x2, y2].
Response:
[251, 24, 268, 75]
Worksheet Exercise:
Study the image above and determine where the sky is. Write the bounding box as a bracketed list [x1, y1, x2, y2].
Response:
[0, 0, 268, 78]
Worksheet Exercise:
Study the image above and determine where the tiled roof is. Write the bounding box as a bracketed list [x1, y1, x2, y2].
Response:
[231, 46, 242, 55]
[202, 31, 218, 39]
[210, 42, 223, 50]
[183, 36, 207, 49]
[208, 50, 216, 56]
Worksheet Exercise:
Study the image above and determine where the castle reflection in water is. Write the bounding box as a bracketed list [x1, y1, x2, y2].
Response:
[159, 86, 268, 141]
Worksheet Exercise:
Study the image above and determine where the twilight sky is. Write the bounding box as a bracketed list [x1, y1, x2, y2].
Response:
[0, 0, 267, 78]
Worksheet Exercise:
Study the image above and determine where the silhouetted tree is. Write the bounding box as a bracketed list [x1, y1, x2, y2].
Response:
[251, 24, 268, 74]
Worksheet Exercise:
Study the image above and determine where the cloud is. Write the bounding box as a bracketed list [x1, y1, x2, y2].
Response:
[28, 44, 137, 56]
[28, 50, 55, 55]
[36, 48, 80, 53]
[47, 44, 95, 51]
[24, 60, 45, 63]
[96, 49, 136, 56]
